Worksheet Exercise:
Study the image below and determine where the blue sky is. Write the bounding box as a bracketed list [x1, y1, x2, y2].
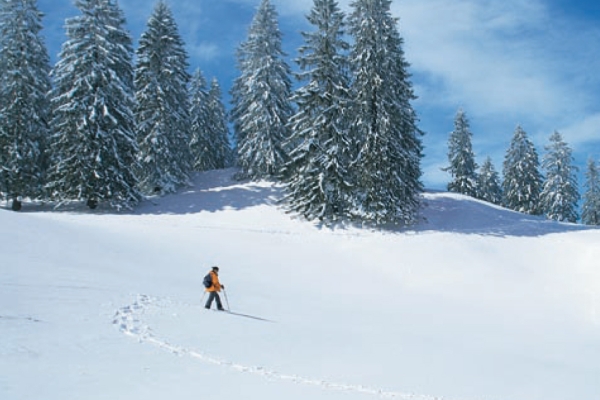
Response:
[36, 0, 600, 190]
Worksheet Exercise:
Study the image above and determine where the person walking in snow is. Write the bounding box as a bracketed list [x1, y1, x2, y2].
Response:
[204, 266, 225, 310]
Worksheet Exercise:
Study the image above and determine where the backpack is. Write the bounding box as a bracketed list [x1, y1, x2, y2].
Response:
[203, 273, 213, 289]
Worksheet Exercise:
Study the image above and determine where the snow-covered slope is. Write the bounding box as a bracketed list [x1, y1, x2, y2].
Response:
[2, 169, 599, 400]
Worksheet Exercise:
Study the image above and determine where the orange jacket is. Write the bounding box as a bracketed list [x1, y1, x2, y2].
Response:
[206, 271, 222, 292]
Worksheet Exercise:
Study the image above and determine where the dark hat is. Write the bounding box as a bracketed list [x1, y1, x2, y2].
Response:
[212, 266, 219, 271]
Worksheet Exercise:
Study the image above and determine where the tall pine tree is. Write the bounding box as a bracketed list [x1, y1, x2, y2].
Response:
[444, 109, 478, 197]
[283, 0, 353, 222]
[582, 158, 600, 225]
[502, 125, 543, 215]
[135, 0, 191, 194]
[230, 0, 293, 180]
[539, 131, 579, 222]
[47, 0, 139, 210]
[189, 69, 212, 171]
[0, 0, 51, 211]
[477, 156, 502, 205]
[348, 0, 423, 225]
[207, 78, 233, 169]
[190, 73, 231, 172]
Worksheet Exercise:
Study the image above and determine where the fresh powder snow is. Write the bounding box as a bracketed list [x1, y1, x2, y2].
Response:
[2, 169, 599, 400]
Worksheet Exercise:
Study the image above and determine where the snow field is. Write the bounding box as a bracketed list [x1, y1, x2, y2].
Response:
[2, 170, 599, 400]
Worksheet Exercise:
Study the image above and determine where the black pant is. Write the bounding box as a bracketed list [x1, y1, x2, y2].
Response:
[205, 291, 223, 309]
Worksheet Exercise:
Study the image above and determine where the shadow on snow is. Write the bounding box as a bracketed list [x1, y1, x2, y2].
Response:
[3, 168, 598, 238]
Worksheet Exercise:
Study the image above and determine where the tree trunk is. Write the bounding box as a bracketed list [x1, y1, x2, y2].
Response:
[87, 198, 98, 209]
[11, 199, 22, 211]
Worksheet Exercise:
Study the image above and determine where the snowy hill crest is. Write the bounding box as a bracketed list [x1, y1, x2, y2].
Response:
[9, 169, 593, 238]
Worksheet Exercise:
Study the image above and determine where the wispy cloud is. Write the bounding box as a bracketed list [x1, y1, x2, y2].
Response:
[561, 113, 600, 151]
[188, 42, 221, 62]
[397, 0, 598, 121]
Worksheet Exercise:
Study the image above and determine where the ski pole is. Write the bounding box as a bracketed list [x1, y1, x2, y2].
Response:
[223, 288, 230, 311]
[201, 290, 207, 304]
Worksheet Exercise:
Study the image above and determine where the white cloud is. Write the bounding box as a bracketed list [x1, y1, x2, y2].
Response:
[423, 160, 451, 190]
[188, 42, 221, 62]
[561, 113, 600, 149]
[396, 1, 565, 118]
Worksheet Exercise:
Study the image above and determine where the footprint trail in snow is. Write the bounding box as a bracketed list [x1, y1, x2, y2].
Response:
[113, 295, 459, 400]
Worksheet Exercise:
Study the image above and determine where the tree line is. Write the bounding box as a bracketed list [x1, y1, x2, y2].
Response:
[444, 109, 600, 225]
[2, 0, 598, 227]
[0, 0, 232, 211]
[0, 0, 424, 226]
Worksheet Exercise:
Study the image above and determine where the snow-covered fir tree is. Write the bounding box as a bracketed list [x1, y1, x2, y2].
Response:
[189, 69, 212, 171]
[230, 0, 293, 180]
[476, 156, 502, 205]
[539, 131, 579, 222]
[443, 109, 478, 197]
[283, 0, 353, 222]
[502, 125, 543, 215]
[0, 0, 51, 211]
[206, 78, 233, 169]
[348, 0, 424, 225]
[135, 0, 191, 194]
[582, 158, 600, 225]
[47, 0, 139, 210]
[189, 72, 232, 172]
